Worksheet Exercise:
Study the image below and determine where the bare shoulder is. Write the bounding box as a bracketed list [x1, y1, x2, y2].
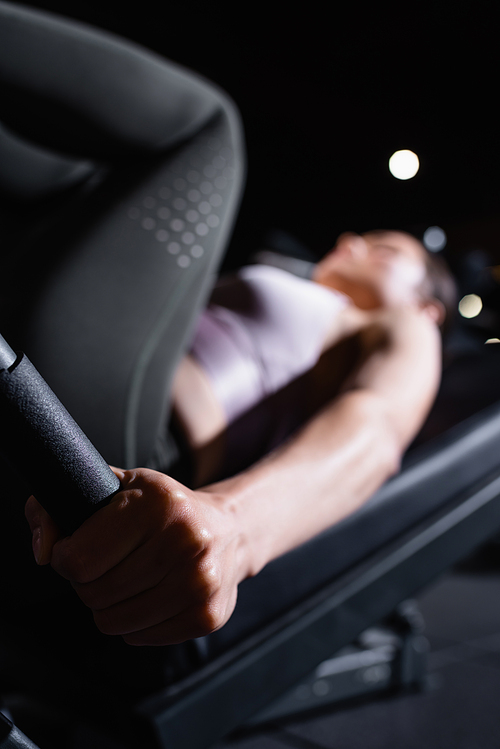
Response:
[340, 307, 443, 449]
[354, 306, 442, 354]
[322, 304, 442, 372]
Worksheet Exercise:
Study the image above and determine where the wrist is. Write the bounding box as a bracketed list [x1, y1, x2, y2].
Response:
[202, 475, 274, 580]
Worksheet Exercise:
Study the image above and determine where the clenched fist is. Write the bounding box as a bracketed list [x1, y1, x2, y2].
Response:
[25, 468, 250, 645]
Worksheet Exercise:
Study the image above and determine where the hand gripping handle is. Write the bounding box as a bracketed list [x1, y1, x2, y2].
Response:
[0, 337, 120, 535]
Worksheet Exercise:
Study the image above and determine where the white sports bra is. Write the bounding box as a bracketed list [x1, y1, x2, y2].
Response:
[189, 264, 348, 424]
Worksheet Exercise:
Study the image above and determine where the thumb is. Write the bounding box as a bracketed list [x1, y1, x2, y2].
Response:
[25, 496, 62, 565]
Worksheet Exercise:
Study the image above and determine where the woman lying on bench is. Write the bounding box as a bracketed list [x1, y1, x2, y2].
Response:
[25, 229, 456, 647]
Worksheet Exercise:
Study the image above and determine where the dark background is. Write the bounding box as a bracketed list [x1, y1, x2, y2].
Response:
[9, 0, 500, 331]
[3, 7, 500, 748]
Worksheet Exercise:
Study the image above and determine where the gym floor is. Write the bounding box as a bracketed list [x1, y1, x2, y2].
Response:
[220, 546, 500, 749]
[5, 546, 500, 749]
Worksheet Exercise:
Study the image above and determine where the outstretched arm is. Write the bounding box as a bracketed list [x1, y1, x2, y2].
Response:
[203, 305, 443, 573]
[25, 307, 442, 645]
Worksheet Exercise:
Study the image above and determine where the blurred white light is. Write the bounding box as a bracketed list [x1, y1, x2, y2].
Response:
[423, 226, 447, 252]
[388, 150, 420, 180]
[458, 294, 483, 319]
[486, 338, 500, 344]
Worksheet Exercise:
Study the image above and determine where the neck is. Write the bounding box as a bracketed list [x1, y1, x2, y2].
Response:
[312, 266, 381, 311]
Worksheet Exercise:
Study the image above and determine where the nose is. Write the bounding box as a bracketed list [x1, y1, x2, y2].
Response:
[336, 233, 368, 259]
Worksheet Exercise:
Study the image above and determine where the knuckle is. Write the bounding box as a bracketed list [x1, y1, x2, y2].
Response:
[154, 480, 191, 519]
[92, 609, 118, 636]
[192, 600, 226, 636]
[171, 516, 214, 561]
[192, 560, 221, 600]
[74, 583, 104, 610]
[143, 479, 215, 560]
[52, 541, 92, 584]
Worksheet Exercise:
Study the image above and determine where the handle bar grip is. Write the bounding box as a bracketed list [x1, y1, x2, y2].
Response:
[0, 351, 120, 535]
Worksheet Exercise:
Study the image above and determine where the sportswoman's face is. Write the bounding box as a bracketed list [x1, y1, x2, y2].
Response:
[317, 231, 429, 309]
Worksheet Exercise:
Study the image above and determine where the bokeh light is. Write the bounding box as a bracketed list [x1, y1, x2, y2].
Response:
[388, 150, 420, 180]
[458, 294, 483, 319]
[423, 226, 447, 252]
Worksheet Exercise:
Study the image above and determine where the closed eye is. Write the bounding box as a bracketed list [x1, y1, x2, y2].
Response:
[372, 243, 401, 255]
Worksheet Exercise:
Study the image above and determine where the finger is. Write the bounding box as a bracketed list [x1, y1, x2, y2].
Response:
[72, 499, 214, 609]
[122, 610, 219, 646]
[121, 587, 238, 646]
[50, 488, 147, 583]
[72, 536, 175, 609]
[25, 496, 62, 565]
[50, 469, 190, 584]
[90, 550, 221, 633]
[91, 572, 198, 635]
[109, 465, 126, 481]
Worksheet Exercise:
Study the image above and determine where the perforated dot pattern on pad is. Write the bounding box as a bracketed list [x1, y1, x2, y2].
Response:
[127, 124, 235, 270]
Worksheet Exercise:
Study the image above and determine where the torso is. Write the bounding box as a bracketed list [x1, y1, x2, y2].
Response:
[172, 310, 369, 486]
[171, 294, 374, 488]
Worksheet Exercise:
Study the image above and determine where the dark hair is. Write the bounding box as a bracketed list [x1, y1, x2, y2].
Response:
[419, 250, 458, 338]
[365, 229, 458, 336]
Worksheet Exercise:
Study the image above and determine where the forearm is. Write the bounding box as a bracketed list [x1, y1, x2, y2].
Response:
[25, 311, 440, 646]
[204, 388, 402, 579]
